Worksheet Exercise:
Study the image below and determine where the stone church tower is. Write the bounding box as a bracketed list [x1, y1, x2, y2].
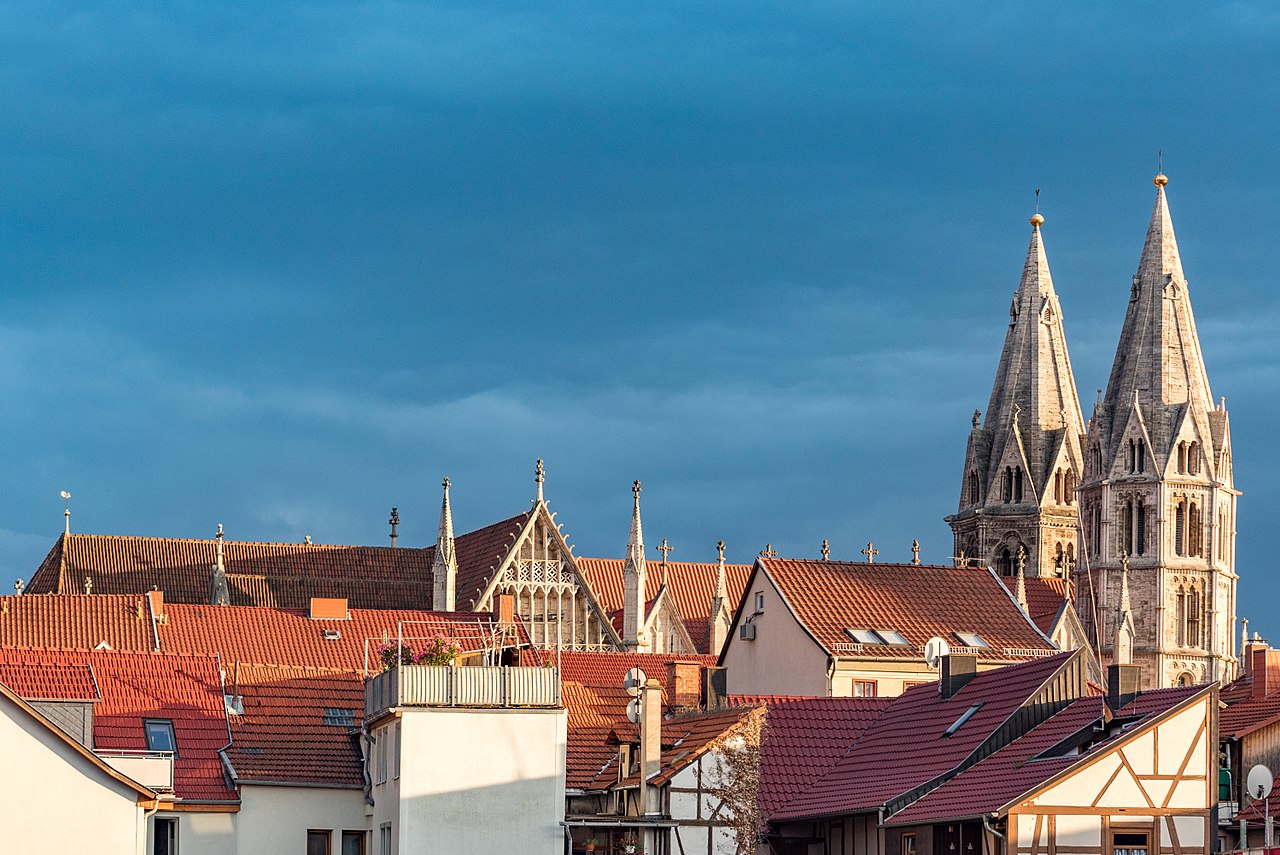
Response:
[1075, 173, 1239, 687]
[947, 210, 1086, 580]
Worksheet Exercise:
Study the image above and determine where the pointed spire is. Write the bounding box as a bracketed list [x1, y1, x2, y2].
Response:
[709, 540, 731, 656]
[1114, 551, 1136, 666]
[209, 523, 230, 606]
[432, 476, 458, 611]
[534, 459, 545, 504]
[1015, 546, 1028, 613]
[714, 540, 728, 601]
[1118, 551, 1132, 614]
[622, 480, 647, 650]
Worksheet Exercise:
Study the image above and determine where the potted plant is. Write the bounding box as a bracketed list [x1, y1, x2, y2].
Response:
[619, 832, 643, 854]
[583, 838, 598, 852]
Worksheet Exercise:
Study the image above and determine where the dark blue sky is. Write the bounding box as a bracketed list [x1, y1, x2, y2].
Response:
[1, 3, 1276, 635]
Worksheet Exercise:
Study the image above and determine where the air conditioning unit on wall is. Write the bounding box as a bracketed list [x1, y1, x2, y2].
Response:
[740, 622, 757, 641]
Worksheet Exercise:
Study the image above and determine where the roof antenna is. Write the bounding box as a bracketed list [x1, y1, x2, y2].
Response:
[61, 491, 72, 535]
[389, 506, 400, 549]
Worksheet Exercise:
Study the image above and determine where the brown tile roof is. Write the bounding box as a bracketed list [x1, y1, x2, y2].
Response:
[0, 646, 235, 803]
[577, 558, 751, 653]
[615, 706, 762, 788]
[25, 517, 530, 611]
[1220, 690, 1280, 738]
[0, 594, 532, 672]
[224, 663, 365, 788]
[998, 576, 1074, 636]
[753, 558, 1056, 660]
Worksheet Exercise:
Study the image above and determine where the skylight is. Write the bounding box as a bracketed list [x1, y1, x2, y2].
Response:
[944, 703, 983, 737]
[954, 632, 989, 648]
[876, 629, 909, 645]
[144, 719, 176, 753]
[323, 708, 356, 728]
[845, 628, 910, 646]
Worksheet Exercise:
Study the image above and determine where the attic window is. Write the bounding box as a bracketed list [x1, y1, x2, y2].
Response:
[144, 719, 177, 753]
[322, 629, 341, 641]
[954, 632, 989, 648]
[944, 703, 983, 737]
[323, 708, 356, 728]
[845, 628, 910, 646]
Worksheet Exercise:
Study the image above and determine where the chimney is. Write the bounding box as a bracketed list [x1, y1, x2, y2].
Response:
[941, 654, 978, 699]
[1252, 647, 1280, 700]
[702, 666, 728, 710]
[309, 597, 349, 620]
[667, 661, 702, 710]
[639, 678, 662, 816]
[495, 593, 515, 625]
[1108, 664, 1142, 710]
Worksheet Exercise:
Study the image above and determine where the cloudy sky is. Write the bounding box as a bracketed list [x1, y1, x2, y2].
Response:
[1, 3, 1277, 635]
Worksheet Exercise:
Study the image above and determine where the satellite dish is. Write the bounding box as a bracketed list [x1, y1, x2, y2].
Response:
[924, 637, 951, 669]
[1248, 764, 1274, 800]
[626, 698, 640, 724]
[624, 668, 647, 697]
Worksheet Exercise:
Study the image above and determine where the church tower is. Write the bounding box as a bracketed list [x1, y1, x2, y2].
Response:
[1075, 173, 1238, 688]
[947, 209, 1086, 579]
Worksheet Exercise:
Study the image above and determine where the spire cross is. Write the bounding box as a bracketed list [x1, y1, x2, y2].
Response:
[861, 542, 878, 563]
[821, 539, 830, 561]
[1035, 188, 1040, 215]
[759, 544, 777, 558]
[656, 538, 673, 583]
[952, 549, 968, 566]
[912, 539, 921, 565]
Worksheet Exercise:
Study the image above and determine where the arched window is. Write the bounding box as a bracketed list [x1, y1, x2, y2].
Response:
[1188, 502, 1201, 557]
[1128, 439, 1137, 473]
[1177, 442, 1186, 474]
[1053, 471, 1062, 503]
[1187, 587, 1202, 648]
[1177, 672, 1194, 687]
[1135, 499, 1146, 556]
[1066, 543, 1075, 571]
[968, 471, 981, 506]
[1137, 439, 1146, 473]
[1175, 500, 1186, 556]
[1002, 468, 1013, 503]
[1013, 467, 1024, 503]
[1054, 543, 1064, 574]
[1175, 585, 1187, 646]
[1122, 499, 1134, 557]
[996, 547, 1012, 577]
[1064, 471, 1074, 505]
[1219, 509, 1229, 561]
[1188, 442, 1200, 475]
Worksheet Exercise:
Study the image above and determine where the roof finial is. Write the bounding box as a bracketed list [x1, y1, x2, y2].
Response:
[1154, 150, 1168, 187]
[61, 490, 71, 535]
[656, 537, 673, 585]
[1030, 188, 1044, 227]
[861, 542, 878, 563]
[759, 544, 777, 558]
[389, 506, 400, 548]
[84, 575, 93, 595]
[1015, 545, 1028, 613]
[912, 539, 921, 565]
[534, 459, 545, 503]
[13, 578, 24, 595]
[1119, 550, 1132, 613]
[821, 539, 830, 561]
[716, 539, 725, 564]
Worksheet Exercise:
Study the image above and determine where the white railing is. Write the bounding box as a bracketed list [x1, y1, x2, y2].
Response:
[366, 665, 560, 716]
[97, 750, 174, 790]
[1001, 647, 1060, 658]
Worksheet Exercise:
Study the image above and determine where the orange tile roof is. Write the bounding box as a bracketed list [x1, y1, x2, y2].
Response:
[1220, 689, 1280, 739]
[614, 706, 762, 788]
[998, 575, 1074, 636]
[224, 663, 365, 788]
[0, 660, 99, 701]
[0, 646, 234, 803]
[0, 594, 532, 673]
[25, 517, 530, 611]
[751, 558, 1056, 660]
[577, 558, 751, 653]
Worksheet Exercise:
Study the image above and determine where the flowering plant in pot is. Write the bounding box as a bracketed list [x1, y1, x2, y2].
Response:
[583, 838, 598, 852]
[619, 832, 643, 854]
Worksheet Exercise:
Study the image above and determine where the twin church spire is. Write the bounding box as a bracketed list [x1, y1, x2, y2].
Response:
[950, 171, 1239, 688]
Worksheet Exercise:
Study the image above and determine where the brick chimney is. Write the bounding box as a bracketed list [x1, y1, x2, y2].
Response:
[1252, 647, 1280, 700]
[667, 661, 701, 710]
[1108, 664, 1142, 710]
[495, 593, 515, 625]
[941, 654, 978, 699]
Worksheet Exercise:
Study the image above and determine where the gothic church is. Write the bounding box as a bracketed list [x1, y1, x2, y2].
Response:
[948, 173, 1239, 689]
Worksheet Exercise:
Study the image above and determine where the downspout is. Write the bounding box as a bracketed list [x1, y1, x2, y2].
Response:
[827, 656, 836, 696]
[984, 814, 1007, 855]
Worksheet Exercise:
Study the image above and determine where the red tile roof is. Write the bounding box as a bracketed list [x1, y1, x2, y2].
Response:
[998, 576, 1074, 636]
[617, 706, 762, 788]
[25, 517, 530, 611]
[770, 652, 1075, 821]
[747, 696, 892, 820]
[224, 663, 365, 788]
[887, 685, 1208, 825]
[751, 558, 1056, 660]
[0, 594, 532, 673]
[577, 559, 751, 654]
[0, 646, 234, 803]
[0, 660, 99, 701]
[1217, 690, 1280, 738]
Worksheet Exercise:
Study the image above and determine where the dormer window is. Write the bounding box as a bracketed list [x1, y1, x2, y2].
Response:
[954, 632, 988, 648]
[144, 719, 176, 753]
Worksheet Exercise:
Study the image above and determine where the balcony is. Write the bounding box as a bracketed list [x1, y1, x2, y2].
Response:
[97, 750, 174, 791]
[366, 665, 561, 718]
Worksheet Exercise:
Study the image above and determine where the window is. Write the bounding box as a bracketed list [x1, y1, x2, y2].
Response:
[1001, 467, 1013, 503]
[754, 592, 765, 613]
[1064, 471, 1074, 504]
[954, 632, 988, 648]
[308, 830, 332, 855]
[1175, 501, 1186, 555]
[968, 471, 980, 506]
[944, 703, 983, 736]
[1135, 499, 1146, 556]
[1187, 442, 1200, 475]
[846, 628, 882, 645]
[154, 817, 178, 855]
[1137, 440, 1146, 473]
[393, 722, 401, 779]
[145, 719, 176, 753]
[875, 629, 910, 646]
[342, 832, 366, 855]
[1013, 466, 1023, 503]
[852, 680, 877, 698]
[995, 547, 1012, 577]
[1188, 502, 1202, 557]
[375, 727, 388, 785]
[1112, 831, 1149, 855]
[323, 708, 356, 728]
[379, 824, 392, 855]
[902, 833, 917, 855]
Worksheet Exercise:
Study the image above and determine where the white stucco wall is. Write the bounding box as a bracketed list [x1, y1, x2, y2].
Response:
[0, 693, 148, 855]
[722, 570, 830, 697]
[148, 809, 236, 855]
[236, 785, 368, 855]
[388, 707, 567, 855]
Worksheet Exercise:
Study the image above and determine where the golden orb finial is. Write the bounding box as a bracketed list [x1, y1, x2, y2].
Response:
[1154, 172, 1169, 187]
[1030, 212, 1045, 227]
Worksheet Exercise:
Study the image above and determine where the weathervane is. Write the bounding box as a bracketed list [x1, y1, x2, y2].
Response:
[61, 490, 72, 535]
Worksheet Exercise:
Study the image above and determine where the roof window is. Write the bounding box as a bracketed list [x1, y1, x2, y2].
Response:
[322, 629, 341, 641]
[323, 708, 356, 728]
[876, 629, 910, 646]
[144, 718, 176, 753]
[954, 632, 989, 648]
[845, 628, 910, 646]
[943, 703, 983, 737]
